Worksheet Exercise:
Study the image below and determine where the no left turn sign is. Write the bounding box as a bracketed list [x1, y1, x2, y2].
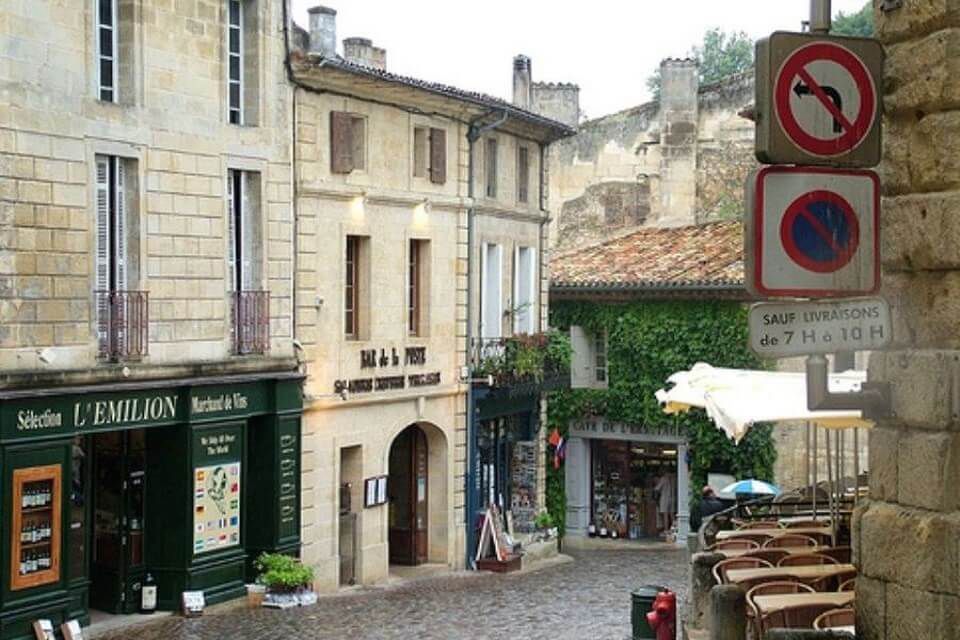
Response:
[755, 33, 883, 167]
[775, 42, 877, 157]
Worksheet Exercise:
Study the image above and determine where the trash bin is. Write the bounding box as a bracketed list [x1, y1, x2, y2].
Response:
[631, 585, 666, 640]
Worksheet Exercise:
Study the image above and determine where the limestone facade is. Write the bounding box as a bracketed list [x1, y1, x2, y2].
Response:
[856, 2, 960, 637]
[290, 15, 569, 590]
[0, 0, 295, 379]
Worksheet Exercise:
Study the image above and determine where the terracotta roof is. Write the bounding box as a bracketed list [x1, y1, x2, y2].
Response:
[551, 221, 744, 292]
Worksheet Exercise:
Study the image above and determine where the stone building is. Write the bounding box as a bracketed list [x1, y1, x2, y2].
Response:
[0, 0, 301, 635]
[289, 7, 573, 590]
[855, 2, 960, 637]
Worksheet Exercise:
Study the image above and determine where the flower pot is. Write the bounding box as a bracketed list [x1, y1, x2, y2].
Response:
[246, 584, 266, 609]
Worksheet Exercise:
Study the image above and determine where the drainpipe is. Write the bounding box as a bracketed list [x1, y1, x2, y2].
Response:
[464, 110, 508, 569]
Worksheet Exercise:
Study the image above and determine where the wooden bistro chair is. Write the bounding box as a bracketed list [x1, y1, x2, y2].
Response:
[713, 538, 760, 552]
[839, 578, 856, 592]
[820, 546, 852, 564]
[763, 534, 819, 549]
[722, 531, 775, 547]
[762, 603, 838, 633]
[777, 553, 838, 567]
[746, 581, 815, 640]
[814, 607, 856, 630]
[742, 549, 790, 566]
[712, 557, 774, 585]
[736, 520, 779, 530]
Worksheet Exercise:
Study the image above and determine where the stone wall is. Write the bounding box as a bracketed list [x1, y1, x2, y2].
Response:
[0, 0, 295, 376]
[547, 65, 754, 249]
[855, 2, 960, 637]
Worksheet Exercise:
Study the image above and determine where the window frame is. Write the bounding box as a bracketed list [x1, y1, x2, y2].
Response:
[512, 245, 537, 334]
[227, 0, 244, 125]
[408, 239, 422, 337]
[413, 127, 428, 178]
[345, 235, 360, 339]
[96, 0, 119, 102]
[517, 146, 529, 204]
[594, 330, 608, 384]
[485, 138, 498, 199]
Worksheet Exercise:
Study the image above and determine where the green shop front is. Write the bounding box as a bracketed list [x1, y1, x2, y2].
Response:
[0, 373, 303, 638]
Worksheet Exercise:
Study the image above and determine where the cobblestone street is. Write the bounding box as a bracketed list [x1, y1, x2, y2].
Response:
[95, 548, 688, 640]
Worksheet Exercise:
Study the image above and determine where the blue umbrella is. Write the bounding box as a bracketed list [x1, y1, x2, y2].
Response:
[721, 479, 780, 496]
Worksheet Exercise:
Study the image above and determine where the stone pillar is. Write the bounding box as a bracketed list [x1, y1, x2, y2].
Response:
[856, 4, 960, 639]
[688, 552, 724, 633]
[709, 584, 746, 640]
[655, 58, 699, 228]
[563, 436, 590, 537]
[676, 441, 690, 544]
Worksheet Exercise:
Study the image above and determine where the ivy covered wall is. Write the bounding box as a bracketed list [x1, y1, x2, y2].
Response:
[547, 299, 776, 534]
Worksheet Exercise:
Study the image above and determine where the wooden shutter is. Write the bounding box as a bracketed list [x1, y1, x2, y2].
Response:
[240, 172, 254, 290]
[517, 147, 529, 203]
[512, 246, 520, 334]
[226, 170, 237, 292]
[569, 325, 595, 389]
[429, 128, 446, 184]
[114, 159, 127, 290]
[330, 111, 354, 174]
[95, 156, 111, 349]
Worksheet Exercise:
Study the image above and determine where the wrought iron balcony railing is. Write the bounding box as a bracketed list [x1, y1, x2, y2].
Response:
[470, 332, 571, 395]
[231, 290, 270, 355]
[96, 290, 149, 362]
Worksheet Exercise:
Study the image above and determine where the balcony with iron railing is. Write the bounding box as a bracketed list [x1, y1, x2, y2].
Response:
[96, 290, 149, 362]
[231, 290, 270, 356]
[470, 330, 571, 400]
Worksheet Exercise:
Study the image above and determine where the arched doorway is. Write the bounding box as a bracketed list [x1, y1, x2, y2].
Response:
[388, 425, 428, 565]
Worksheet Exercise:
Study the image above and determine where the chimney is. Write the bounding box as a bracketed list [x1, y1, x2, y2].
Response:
[655, 58, 700, 228]
[308, 6, 337, 57]
[343, 37, 387, 71]
[513, 55, 532, 109]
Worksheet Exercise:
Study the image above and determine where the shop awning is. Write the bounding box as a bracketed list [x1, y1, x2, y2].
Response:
[654, 363, 873, 442]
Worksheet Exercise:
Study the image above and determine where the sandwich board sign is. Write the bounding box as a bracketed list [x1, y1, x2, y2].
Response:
[748, 297, 891, 358]
[755, 32, 883, 167]
[744, 166, 880, 299]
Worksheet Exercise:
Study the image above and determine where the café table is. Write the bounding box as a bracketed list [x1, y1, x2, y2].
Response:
[752, 591, 855, 614]
[716, 526, 832, 541]
[715, 546, 826, 558]
[726, 563, 856, 587]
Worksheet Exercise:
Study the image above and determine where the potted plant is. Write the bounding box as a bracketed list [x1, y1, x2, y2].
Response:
[254, 553, 316, 608]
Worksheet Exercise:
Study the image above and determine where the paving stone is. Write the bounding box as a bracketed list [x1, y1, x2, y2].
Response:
[94, 549, 689, 640]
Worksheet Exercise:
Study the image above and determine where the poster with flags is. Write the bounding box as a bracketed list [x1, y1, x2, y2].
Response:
[548, 429, 566, 469]
[192, 462, 241, 555]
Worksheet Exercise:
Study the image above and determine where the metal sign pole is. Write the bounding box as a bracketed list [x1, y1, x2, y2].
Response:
[810, 0, 832, 34]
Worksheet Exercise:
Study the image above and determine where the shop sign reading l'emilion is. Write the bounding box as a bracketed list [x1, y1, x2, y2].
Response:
[748, 297, 891, 358]
[755, 32, 883, 167]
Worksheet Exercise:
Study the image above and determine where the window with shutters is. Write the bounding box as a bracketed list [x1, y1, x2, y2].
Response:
[570, 326, 608, 389]
[512, 246, 536, 334]
[479, 243, 503, 339]
[485, 138, 498, 198]
[226, 169, 268, 354]
[94, 154, 146, 361]
[344, 235, 370, 340]
[408, 239, 430, 337]
[330, 112, 367, 174]
[413, 127, 446, 184]
[227, 0, 259, 126]
[517, 146, 530, 204]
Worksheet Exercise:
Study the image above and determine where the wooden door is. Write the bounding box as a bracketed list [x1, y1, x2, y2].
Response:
[388, 426, 428, 565]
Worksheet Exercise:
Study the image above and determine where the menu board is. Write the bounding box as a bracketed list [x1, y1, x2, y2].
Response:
[193, 462, 241, 554]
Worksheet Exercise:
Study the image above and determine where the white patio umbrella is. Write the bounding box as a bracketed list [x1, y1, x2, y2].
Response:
[654, 362, 872, 443]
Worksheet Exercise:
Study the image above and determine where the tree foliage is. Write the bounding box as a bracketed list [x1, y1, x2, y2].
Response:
[646, 29, 754, 99]
[545, 300, 777, 536]
[832, 3, 874, 37]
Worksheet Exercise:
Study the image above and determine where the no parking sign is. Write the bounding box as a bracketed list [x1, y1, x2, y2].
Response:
[755, 32, 883, 167]
[745, 166, 880, 298]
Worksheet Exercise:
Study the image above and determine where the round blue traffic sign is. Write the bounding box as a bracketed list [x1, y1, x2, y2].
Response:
[779, 190, 860, 274]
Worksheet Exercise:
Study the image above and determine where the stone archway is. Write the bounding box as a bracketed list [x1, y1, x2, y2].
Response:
[386, 422, 448, 566]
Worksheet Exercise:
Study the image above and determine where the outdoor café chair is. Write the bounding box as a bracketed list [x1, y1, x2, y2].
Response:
[712, 557, 774, 585]
[736, 520, 779, 530]
[820, 546, 852, 563]
[746, 581, 815, 640]
[838, 578, 856, 592]
[813, 607, 855, 630]
[722, 531, 775, 546]
[763, 534, 819, 549]
[777, 553, 839, 567]
[742, 549, 790, 565]
[761, 603, 839, 633]
[712, 538, 760, 551]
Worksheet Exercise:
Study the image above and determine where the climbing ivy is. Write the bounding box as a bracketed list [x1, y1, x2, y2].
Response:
[546, 300, 776, 535]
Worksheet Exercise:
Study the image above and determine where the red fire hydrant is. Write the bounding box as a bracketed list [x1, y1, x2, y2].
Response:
[645, 589, 676, 640]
